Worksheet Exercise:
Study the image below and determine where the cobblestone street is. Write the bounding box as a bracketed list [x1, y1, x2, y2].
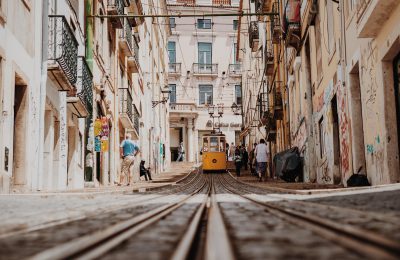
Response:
[0, 167, 399, 259]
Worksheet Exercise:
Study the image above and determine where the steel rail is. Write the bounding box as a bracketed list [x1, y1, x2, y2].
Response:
[29, 174, 208, 260]
[87, 12, 278, 19]
[170, 175, 212, 260]
[205, 175, 236, 260]
[218, 173, 400, 260]
[0, 168, 200, 240]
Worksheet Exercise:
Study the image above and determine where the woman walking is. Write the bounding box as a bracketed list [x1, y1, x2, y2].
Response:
[234, 146, 242, 177]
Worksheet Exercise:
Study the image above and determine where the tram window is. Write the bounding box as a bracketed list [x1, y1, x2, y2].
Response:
[219, 137, 226, 152]
[203, 137, 209, 152]
[210, 137, 219, 152]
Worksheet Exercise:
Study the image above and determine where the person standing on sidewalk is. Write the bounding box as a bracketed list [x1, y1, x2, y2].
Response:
[234, 146, 242, 177]
[140, 160, 152, 181]
[176, 142, 185, 162]
[120, 133, 139, 185]
[255, 139, 268, 182]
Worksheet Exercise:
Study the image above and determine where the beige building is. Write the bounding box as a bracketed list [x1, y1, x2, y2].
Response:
[167, 0, 242, 163]
[239, 0, 400, 186]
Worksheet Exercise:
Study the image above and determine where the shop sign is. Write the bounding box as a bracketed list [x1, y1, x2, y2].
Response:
[94, 119, 102, 136]
[101, 136, 109, 152]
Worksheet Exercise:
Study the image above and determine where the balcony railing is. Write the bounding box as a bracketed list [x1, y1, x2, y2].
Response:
[213, 0, 230, 5]
[133, 105, 140, 135]
[228, 63, 242, 76]
[249, 21, 259, 51]
[169, 63, 181, 74]
[264, 40, 274, 76]
[48, 15, 78, 87]
[271, 1, 281, 44]
[119, 88, 134, 124]
[119, 19, 133, 56]
[170, 103, 197, 112]
[107, 0, 126, 28]
[128, 35, 140, 73]
[77, 57, 93, 116]
[192, 63, 218, 75]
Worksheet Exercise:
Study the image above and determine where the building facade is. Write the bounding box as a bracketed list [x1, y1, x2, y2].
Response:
[167, 0, 242, 163]
[239, 0, 400, 186]
[0, 0, 170, 193]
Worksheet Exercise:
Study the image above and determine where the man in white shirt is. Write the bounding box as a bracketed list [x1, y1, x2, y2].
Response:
[255, 139, 269, 182]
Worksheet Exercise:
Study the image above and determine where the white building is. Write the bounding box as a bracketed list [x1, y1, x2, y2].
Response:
[167, 0, 242, 163]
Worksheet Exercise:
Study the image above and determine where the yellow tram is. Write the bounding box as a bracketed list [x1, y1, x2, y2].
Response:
[201, 132, 227, 172]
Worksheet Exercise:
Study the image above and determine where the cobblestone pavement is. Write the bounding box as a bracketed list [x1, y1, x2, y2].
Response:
[0, 171, 399, 259]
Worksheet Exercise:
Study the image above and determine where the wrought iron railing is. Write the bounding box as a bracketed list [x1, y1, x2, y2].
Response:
[213, 0, 231, 5]
[107, 0, 125, 15]
[77, 57, 94, 115]
[133, 105, 140, 135]
[132, 34, 140, 62]
[271, 1, 281, 43]
[119, 88, 133, 122]
[192, 63, 218, 74]
[48, 15, 78, 85]
[120, 19, 133, 51]
[249, 21, 259, 49]
[228, 63, 242, 75]
[169, 63, 181, 74]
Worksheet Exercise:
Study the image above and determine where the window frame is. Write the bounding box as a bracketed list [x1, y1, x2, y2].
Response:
[197, 19, 212, 29]
[235, 85, 242, 105]
[169, 84, 177, 103]
[169, 17, 176, 28]
[168, 41, 176, 63]
[198, 42, 212, 65]
[199, 85, 213, 105]
[233, 20, 238, 30]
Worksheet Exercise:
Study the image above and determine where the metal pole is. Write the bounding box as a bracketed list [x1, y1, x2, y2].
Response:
[87, 12, 278, 19]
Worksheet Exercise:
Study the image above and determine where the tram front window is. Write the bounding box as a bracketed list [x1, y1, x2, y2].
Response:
[210, 137, 219, 152]
[219, 137, 226, 152]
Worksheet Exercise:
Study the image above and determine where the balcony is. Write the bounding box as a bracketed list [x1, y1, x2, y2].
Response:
[271, 1, 281, 44]
[284, 0, 301, 49]
[169, 63, 181, 76]
[127, 35, 140, 73]
[260, 111, 277, 142]
[47, 15, 78, 91]
[212, 0, 231, 5]
[67, 57, 93, 118]
[249, 21, 259, 52]
[356, 0, 398, 38]
[192, 63, 218, 76]
[228, 63, 242, 77]
[264, 41, 274, 76]
[119, 88, 134, 129]
[107, 0, 127, 28]
[119, 19, 133, 57]
[127, 0, 144, 26]
[169, 102, 198, 120]
[273, 86, 283, 119]
[133, 105, 140, 137]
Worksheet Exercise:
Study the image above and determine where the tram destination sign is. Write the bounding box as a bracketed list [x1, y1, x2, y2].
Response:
[206, 120, 242, 128]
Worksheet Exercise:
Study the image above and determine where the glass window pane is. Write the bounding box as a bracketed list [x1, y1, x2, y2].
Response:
[198, 19, 211, 29]
[199, 85, 213, 105]
[210, 137, 218, 152]
[169, 84, 176, 103]
[168, 42, 176, 63]
[233, 20, 238, 30]
[169, 18, 176, 28]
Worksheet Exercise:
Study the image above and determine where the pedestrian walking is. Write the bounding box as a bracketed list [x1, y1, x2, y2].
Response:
[176, 142, 185, 162]
[120, 133, 139, 186]
[255, 139, 268, 182]
[249, 143, 257, 175]
[139, 160, 152, 181]
[241, 146, 249, 171]
[229, 142, 235, 161]
[234, 146, 242, 177]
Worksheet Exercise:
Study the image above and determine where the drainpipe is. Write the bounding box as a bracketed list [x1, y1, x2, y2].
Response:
[37, 0, 49, 191]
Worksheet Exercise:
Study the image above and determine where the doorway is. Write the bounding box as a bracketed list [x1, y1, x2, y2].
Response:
[13, 81, 28, 185]
[331, 94, 341, 184]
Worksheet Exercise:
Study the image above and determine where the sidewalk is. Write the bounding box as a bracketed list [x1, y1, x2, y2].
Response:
[230, 164, 400, 195]
[0, 162, 199, 237]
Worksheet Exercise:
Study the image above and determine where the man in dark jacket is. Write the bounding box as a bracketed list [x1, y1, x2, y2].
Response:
[140, 160, 152, 181]
[241, 146, 249, 171]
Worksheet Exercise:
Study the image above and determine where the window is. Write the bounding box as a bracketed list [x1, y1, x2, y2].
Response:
[199, 85, 213, 105]
[197, 19, 211, 29]
[198, 42, 212, 64]
[233, 43, 238, 63]
[168, 41, 176, 63]
[233, 20, 238, 30]
[235, 85, 242, 105]
[319, 116, 325, 158]
[169, 84, 176, 103]
[169, 18, 176, 28]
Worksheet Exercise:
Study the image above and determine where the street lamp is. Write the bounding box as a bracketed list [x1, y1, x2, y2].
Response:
[208, 105, 215, 115]
[231, 102, 242, 115]
[152, 86, 171, 108]
[208, 104, 224, 133]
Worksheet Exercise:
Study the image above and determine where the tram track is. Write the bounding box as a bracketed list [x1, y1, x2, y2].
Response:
[217, 172, 400, 259]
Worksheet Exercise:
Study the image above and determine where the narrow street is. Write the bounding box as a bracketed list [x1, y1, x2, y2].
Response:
[0, 166, 399, 259]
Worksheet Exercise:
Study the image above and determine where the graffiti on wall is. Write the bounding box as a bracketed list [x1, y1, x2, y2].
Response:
[362, 42, 379, 109]
[336, 81, 351, 177]
[293, 119, 307, 152]
[315, 80, 335, 113]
